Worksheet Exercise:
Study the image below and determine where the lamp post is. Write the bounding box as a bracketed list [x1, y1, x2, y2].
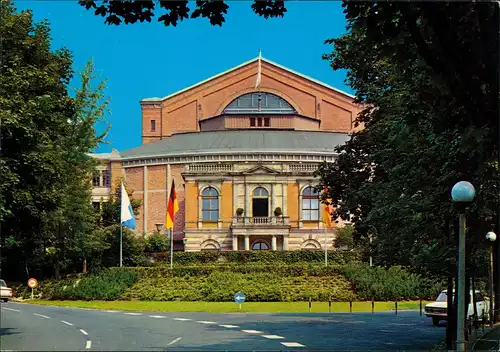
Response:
[451, 181, 476, 352]
[486, 231, 497, 326]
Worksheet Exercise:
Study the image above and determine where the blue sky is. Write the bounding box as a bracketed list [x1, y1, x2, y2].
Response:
[17, 1, 352, 153]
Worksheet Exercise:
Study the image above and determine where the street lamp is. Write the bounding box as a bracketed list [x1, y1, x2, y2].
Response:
[486, 231, 497, 326]
[451, 181, 476, 352]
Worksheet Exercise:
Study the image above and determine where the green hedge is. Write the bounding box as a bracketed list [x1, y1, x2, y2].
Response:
[150, 250, 361, 265]
[342, 264, 444, 301]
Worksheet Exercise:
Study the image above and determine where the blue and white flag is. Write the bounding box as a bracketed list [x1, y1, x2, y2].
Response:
[120, 182, 136, 230]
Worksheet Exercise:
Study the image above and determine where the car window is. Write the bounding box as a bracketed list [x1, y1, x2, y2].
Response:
[436, 292, 447, 302]
[0, 279, 6, 287]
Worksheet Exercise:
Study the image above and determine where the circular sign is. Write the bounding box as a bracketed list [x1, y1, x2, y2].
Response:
[234, 292, 246, 304]
[28, 278, 38, 289]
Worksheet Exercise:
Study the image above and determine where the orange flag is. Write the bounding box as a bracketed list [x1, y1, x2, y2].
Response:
[322, 187, 333, 228]
[165, 179, 179, 229]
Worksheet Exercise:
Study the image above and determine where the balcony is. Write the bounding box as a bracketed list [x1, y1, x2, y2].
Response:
[232, 216, 290, 227]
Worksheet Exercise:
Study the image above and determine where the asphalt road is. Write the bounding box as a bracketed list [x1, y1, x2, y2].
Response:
[1, 302, 444, 351]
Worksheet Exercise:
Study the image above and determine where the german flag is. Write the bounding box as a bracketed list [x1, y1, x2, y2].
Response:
[322, 187, 333, 228]
[165, 179, 179, 229]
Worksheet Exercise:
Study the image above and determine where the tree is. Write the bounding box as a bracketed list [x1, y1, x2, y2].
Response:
[78, 0, 286, 27]
[314, 3, 499, 346]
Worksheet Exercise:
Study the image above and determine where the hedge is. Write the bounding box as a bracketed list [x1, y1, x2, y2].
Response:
[150, 250, 361, 265]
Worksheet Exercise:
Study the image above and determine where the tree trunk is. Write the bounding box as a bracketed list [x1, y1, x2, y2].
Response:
[54, 258, 61, 280]
[83, 258, 87, 274]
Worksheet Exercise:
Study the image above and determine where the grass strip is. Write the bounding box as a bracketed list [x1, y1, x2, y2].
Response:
[24, 300, 431, 313]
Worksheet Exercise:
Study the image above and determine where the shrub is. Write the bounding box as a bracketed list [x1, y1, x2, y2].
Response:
[342, 264, 442, 301]
[145, 233, 170, 253]
[51, 268, 139, 300]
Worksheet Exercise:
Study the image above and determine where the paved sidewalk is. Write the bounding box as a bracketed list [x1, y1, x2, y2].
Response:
[473, 324, 500, 351]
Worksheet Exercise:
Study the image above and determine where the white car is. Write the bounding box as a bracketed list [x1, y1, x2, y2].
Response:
[424, 289, 490, 326]
[0, 279, 13, 302]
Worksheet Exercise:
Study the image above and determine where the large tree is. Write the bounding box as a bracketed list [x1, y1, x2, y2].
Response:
[0, 1, 109, 280]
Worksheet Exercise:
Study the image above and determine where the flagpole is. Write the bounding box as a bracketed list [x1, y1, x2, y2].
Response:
[119, 224, 123, 267]
[170, 228, 174, 270]
[324, 225, 328, 267]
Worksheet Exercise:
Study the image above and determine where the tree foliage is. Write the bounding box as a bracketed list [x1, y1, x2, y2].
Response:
[315, 2, 499, 279]
[78, 0, 286, 27]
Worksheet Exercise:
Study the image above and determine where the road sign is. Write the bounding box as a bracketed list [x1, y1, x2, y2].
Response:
[234, 292, 246, 304]
[28, 278, 38, 289]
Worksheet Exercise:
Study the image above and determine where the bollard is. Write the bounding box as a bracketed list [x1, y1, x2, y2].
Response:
[395, 300, 398, 315]
[308, 298, 312, 313]
[420, 299, 422, 316]
[349, 301, 352, 313]
[371, 299, 374, 314]
[328, 299, 331, 313]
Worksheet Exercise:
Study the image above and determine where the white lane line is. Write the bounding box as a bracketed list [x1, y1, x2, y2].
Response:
[196, 320, 217, 324]
[149, 315, 166, 319]
[86, 340, 92, 349]
[241, 329, 264, 334]
[80, 329, 88, 336]
[33, 313, 51, 319]
[173, 318, 191, 321]
[61, 320, 74, 326]
[105, 310, 118, 313]
[219, 324, 239, 328]
[262, 335, 285, 339]
[281, 342, 305, 347]
[167, 337, 182, 346]
[124, 312, 142, 316]
[2, 307, 20, 312]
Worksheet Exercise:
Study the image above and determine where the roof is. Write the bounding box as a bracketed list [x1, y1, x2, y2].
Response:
[141, 56, 355, 103]
[120, 130, 350, 160]
[88, 148, 121, 160]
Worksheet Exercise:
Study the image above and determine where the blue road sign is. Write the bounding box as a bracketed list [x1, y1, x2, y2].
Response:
[234, 292, 246, 304]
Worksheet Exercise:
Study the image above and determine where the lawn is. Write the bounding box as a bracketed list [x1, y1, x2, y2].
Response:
[24, 300, 431, 313]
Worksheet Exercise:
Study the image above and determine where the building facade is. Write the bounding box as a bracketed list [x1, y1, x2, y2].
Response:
[91, 56, 362, 252]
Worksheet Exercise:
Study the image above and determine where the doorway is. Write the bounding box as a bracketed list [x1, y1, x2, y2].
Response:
[252, 187, 269, 217]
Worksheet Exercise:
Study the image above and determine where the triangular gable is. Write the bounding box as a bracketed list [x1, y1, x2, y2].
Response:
[141, 56, 354, 103]
[241, 164, 281, 175]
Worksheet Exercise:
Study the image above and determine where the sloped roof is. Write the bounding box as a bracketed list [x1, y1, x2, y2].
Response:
[120, 130, 349, 160]
[141, 56, 355, 103]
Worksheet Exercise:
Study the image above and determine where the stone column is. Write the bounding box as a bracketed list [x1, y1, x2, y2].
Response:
[283, 236, 289, 250]
[245, 182, 251, 224]
[282, 183, 287, 216]
[271, 235, 277, 251]
[271, 184, 275, 216]
[143, 166, 148, 234]
[244, 235, 250, 250]
[197, 183, 203, 228]
[232, 236, 238, 251]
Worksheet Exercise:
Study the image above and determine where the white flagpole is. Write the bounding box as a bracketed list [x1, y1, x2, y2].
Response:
[119, 224, 123, 267]
[167, 165, 173, 269]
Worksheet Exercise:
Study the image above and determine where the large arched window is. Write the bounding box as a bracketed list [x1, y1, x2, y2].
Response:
[201, 187, 219, 222]
[252, 241, 269, 250]
[222, 92, 296, 114]
[302, 187, 319, 221]
[252, 187, 269, 217]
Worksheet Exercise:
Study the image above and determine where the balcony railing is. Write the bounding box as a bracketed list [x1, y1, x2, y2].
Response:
[185, 164, 233, 173]
[289, 164, 319, 173]
[232, 216, 290, 226]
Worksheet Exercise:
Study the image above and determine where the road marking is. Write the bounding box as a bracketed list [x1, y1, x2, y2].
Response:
[2, 307, 20, 312]
[196, 320, 217, 324]
[149, 315, 166, 319]
[105, 310, 118, 313]
[281, 342, 305, 347]
[219, 324, 239, 328]
[61, 320, 74, 326]
[33, 313, 51, 319]
[86, 341, 92, 349]
[241, 329, 264, 334]
[80, 329, 88, 336]
[262, 335, 285, 339]
[167, 337, 182, 346]
[124, 312, 142, 316]
[173, 318, 191, 321]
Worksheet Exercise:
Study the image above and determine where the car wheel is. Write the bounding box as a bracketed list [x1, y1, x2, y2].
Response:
[432, 317, 440, 326]
[1, 298, 8, 302]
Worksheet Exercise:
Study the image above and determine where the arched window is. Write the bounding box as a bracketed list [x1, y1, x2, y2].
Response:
[302, 187, 319, 221]
[222, 92, 296, 114]
[201, 187, 219, 222]
[252, 241, 269, 250]
[253, 187, 269, 198]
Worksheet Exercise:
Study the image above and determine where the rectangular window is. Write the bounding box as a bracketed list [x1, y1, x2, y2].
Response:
[302, 198, 320, 221]
[257, 118, 262, 127]
[102, 169, 111, 187]
[92, 171, 101, 187]
[150, 120, 156, 132]
[264, 118, 270, 127]
[202, 197, 219, 222]
[250, 118, 256, 127]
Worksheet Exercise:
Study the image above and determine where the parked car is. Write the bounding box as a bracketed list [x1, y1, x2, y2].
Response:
[0, 279, 13, 302]
[424, 289, 490, 326]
